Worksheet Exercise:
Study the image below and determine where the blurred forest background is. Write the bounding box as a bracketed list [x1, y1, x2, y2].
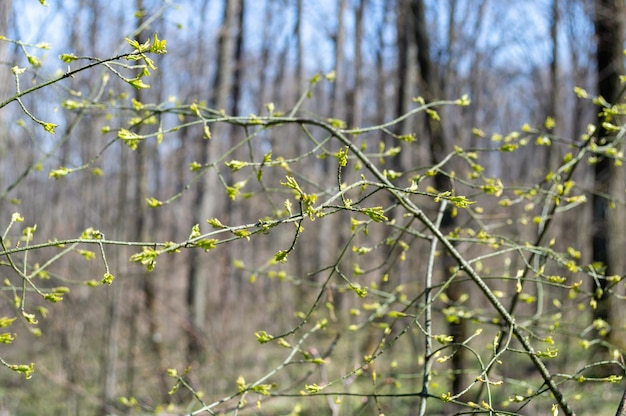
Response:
[1, 0, 626, 415]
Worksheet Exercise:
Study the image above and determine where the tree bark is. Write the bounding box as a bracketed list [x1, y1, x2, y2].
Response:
[230, 0, 245, 118]
[124, 0, 170, 402]
[0, 0, 10, 186]
[592, 0, 625, 341]
[295, 0, 305, 96]
[393, 0, 410, 146]
[330, 0, 347, 120]
[316, 0, 347, 291]
[348, 0, 366, 129]
[411, 0, 465, 397]
[186, 0, 239, 363]
[547, 0, 560, 171]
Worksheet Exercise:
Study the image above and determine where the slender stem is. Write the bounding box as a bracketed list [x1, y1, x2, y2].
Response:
[305, 117, 575, 416]
[0, 53, 135, 110]
[191, 322, 323, 414]
[419, 200, 447, 416]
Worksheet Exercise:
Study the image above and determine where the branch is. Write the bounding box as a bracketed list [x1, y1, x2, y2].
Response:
[301, 116, 576, 416]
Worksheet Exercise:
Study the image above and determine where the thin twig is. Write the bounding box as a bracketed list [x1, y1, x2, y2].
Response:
[418, 199, 448, 416]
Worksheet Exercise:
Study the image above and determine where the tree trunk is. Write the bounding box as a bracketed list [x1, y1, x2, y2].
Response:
[124, 0, 170, 402]
[375, 4, 391, 143]
[330, 0, 347, 120]
[547, 0, 560, 171]
[411, 0, 465, 397]
[186, 0, 238, 363]
[0, 0, 10, 186]
[592, 0, 625, 344]
[348, 0, 366, 129]
[230, 0, 245, 118]
[221, 0, 245, 302]
[295, 0, 305, 96]
[393, 0, 410, 146]
[317, 0, 347, 290]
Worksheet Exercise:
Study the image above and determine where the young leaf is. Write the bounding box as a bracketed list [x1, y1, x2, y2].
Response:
[150, 33, 167, 54]
[254, 331, 274, 344]
[129, 247, 159, 271]
[146, 197, 163, 208]
[362, 207, 388, 223]
[102, 273, 115, 285]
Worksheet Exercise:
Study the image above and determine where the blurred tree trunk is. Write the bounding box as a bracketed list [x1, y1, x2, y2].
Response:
[544, 0, 561, 172]
[293, 0, 310, 305]
[363, 0, 413, 382]
[591, 0, 625, 345]
[0, 0, 10, 99]
[221, 0, 245, 302]
[393, 0, 410, 145]
[375, 4, 391, 142]
[330, 0, 346, 119]
[186, 0, 238, 363]
[363, 0, 426, 397]
[257, 1, 273, 110]
[125, 0, 169, 402]
[411, 0, 465, 396]
[564, 0, 595, 272]
[100, 171, 125, 415]
[347, 0, 365, 129]
[230, 0, 245, 118]
[183, 0, 211, 364]
[0, 0, 10, 185]
[465, 1, 488, 150]
[94, 1, 123, 411]
[295, 0, 305, 95]
[316, 0, 347, 291]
